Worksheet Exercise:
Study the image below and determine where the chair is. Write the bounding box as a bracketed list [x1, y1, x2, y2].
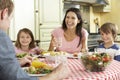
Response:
[12, 40, 40, 46]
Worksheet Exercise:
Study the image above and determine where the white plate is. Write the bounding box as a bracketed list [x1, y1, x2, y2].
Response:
[67, 53, 82, 59]
[22, 67, 48, 77]
[28, 73, 47, 77]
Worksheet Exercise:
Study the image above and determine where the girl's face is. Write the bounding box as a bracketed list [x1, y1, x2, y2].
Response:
[100, 31, 114, 43]
[19, 32, 32, 47]
[65, 11, 80, 29]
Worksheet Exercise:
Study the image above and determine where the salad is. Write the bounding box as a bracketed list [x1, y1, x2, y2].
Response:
[81, 53, 112, 72]
[23, 60, 53, 74]
[16, 53, 27, 58]
[24, 66, 52, 74]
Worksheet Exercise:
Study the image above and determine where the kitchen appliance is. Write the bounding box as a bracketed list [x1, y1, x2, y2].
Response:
[64, 0, 109, 6]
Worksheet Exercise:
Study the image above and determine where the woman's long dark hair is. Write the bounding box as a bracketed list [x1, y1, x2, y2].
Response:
[62, 7, 83, 47]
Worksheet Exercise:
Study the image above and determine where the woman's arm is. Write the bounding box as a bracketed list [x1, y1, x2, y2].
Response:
[48, 35, 55, 51]
[81, 36, 88, 52]
[81, 29, 89, 52]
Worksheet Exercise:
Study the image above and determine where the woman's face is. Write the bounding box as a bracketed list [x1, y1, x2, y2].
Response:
[65, 11, 80, 29]
[100, 31, 114, 44]
[19, 32, 32, 47]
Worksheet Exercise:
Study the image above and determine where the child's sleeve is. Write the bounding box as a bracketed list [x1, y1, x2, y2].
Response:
[114, 49, 120, 61]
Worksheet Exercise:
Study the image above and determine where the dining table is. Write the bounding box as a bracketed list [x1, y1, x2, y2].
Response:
[30, 54, 120, 80]
[63, 58, 120, 80]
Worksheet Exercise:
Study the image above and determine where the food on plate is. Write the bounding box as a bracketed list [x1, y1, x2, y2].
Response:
[41, 51, 55, 56]
[24, 60, 53, 74]
[24, 66, 52, 74]
[41, 51, 50, 55]
[31, 60, 47, 68]
[73, 53, 78, 57]
[16, 53, 27, 58]
[41, 51, 67, 56]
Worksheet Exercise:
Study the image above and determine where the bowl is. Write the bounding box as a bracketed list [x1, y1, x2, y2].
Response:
[81, 52, 112, 72]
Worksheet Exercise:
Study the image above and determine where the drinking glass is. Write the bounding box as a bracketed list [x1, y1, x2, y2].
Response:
[55, 54, 67, 67]
[94, 48, 105, 53]
[53, 37, 62, 51]
[56, 37, 62, 48]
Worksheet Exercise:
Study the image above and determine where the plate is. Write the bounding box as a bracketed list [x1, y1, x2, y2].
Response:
[27, 73, 47, 77]
[22, 67, 49, 77]
[67, 53, 82, 59]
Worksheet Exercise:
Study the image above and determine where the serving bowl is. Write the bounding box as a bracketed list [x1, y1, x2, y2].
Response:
[81, 52, 112, 72]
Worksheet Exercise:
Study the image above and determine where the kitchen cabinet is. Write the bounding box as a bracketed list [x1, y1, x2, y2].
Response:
[93, 0, 111, 12]
[9, 0, 63, 50]
[35, 0, 63, 50]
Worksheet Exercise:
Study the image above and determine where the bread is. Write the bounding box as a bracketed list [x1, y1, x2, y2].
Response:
[73, 53, 78, 57]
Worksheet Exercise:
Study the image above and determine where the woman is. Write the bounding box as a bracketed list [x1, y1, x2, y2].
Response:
[49, 7, 89, 53]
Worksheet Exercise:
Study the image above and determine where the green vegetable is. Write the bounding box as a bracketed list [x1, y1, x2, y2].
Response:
[16, 53, 27, 58]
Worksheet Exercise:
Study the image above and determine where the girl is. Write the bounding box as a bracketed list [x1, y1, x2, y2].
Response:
[98, 22, 120, 61]
[15, 28, 43, 55]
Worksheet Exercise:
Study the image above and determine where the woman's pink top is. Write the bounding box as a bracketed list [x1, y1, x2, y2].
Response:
[15, 46, 41, 54]
[52, 27, 88, 54]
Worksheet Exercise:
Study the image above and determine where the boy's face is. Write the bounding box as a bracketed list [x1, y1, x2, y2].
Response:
[100, 31, 114, 43]
[0, 8, 13, 32]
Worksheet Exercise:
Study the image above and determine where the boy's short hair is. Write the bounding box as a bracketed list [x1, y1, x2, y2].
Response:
[100, 22, 118, 40]
[0, 0, 14, 16]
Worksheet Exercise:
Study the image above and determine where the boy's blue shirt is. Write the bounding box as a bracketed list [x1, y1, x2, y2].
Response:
[98, 43, 120, 61]
[98, 43, 120, 50]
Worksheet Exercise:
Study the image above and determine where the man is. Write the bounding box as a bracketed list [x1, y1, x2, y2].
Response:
[0, 0, 69, 80]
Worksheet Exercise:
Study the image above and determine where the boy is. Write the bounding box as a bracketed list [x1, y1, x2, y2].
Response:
[98, 22, 120, 61]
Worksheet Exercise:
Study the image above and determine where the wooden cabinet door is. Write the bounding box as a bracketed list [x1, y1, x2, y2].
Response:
[35, 0, 63, 50]
[39, 0, 63, 28]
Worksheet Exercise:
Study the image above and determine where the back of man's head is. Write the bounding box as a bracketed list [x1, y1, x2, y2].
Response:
[0, 0, 14, 16]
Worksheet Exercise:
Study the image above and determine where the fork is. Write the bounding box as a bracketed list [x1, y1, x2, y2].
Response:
[32, 55, 42, 60]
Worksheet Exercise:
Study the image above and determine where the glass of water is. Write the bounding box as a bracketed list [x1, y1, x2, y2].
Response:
[56, 37, 62, 48]
[94, 48, 105, 53]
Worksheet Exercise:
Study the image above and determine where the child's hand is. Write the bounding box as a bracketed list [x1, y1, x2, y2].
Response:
[19, 55, 32, 67]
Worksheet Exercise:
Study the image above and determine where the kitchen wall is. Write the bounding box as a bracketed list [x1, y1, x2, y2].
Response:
[89, 0, 120, 35]
[9, 0, 35, 40]
[90, 7, 100, 34]
[100, 0, 120, 34]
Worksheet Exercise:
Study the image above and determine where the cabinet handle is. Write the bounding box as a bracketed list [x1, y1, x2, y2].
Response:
[35, 10, 39, 13]
[39, 23, 42, 26]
